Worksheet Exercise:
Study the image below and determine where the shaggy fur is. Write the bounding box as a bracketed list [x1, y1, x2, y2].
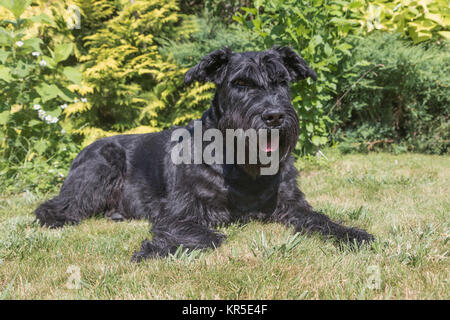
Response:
[35, 46, 374, 261]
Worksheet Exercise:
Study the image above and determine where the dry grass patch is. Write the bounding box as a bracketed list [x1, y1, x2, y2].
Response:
[0, 152, 449, 299]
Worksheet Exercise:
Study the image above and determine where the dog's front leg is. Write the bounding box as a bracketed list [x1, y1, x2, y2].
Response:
[132, 218, 225, 261]
[273, 188, 374, 246]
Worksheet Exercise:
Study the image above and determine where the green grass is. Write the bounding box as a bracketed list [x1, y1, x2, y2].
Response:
[0, 152, 449, 299]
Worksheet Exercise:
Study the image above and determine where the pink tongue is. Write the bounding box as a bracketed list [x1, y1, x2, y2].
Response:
[264, 136, 279, 152]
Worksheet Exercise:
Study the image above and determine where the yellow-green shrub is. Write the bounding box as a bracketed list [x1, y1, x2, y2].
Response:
[346, 0, 450, 43]
[68, 0, 213, 146]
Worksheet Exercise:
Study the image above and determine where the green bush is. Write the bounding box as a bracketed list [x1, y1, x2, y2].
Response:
[178, 0, 253, 23]
[68, 0, 223, 145]
[234, 0, 358, 154]
[345, 0, 450, 43]
[0, 0, 80, 168]
[330, 32, 449, 154]
[1, 0, 448, 193]
[160, 15, 258, 68]
[0, 156, 67, 195]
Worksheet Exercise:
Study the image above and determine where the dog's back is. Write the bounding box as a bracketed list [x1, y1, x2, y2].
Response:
[35, 130, 172, 227]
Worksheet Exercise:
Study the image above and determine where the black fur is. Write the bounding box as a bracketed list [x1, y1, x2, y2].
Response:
[35, 46, 374, 261]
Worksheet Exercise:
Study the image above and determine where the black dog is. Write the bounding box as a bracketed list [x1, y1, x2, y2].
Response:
[35, 46, 374, 261]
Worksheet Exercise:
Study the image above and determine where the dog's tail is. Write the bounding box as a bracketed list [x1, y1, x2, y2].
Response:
[35, 196, 79, 228]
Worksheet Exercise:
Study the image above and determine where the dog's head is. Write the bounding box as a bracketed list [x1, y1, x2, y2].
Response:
[185, 46, 316, 173]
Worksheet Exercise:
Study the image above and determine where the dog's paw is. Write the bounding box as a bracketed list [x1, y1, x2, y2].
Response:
[36, 217, 79, 229]
[131, 239, 167, 262]
[107, 212, 125, 222]
[345, 227, 375, 247]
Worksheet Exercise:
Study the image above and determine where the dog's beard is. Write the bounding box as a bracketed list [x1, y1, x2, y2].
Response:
[218, 112, 299, 177]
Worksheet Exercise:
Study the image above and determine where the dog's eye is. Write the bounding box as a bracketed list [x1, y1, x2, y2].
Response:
[272, 80, 288, 87]
[234, 79, 253, 88]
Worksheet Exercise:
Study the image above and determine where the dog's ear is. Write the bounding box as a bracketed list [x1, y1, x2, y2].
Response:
[184, 48, 231, 85]
[273, 45, 317, 82]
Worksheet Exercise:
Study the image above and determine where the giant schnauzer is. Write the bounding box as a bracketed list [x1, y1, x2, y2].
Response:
[35, 46, 374, 261]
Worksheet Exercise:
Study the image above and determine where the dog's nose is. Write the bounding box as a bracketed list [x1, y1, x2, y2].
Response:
[262, 110, 284, 127]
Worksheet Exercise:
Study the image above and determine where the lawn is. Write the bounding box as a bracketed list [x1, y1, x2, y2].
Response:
[0, 152, 448, 299]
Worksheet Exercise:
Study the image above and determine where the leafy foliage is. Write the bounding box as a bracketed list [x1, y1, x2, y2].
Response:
[70, 0, 218, 145]
[160, 15, 258, 68]
[0, 156, 67, 194]
[331, 32, 449, 154]
[178, 0, 252, 23]
[345, 0, 450, 43]
[0, 0, 80, 168]
[0, 0, 448, 187]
